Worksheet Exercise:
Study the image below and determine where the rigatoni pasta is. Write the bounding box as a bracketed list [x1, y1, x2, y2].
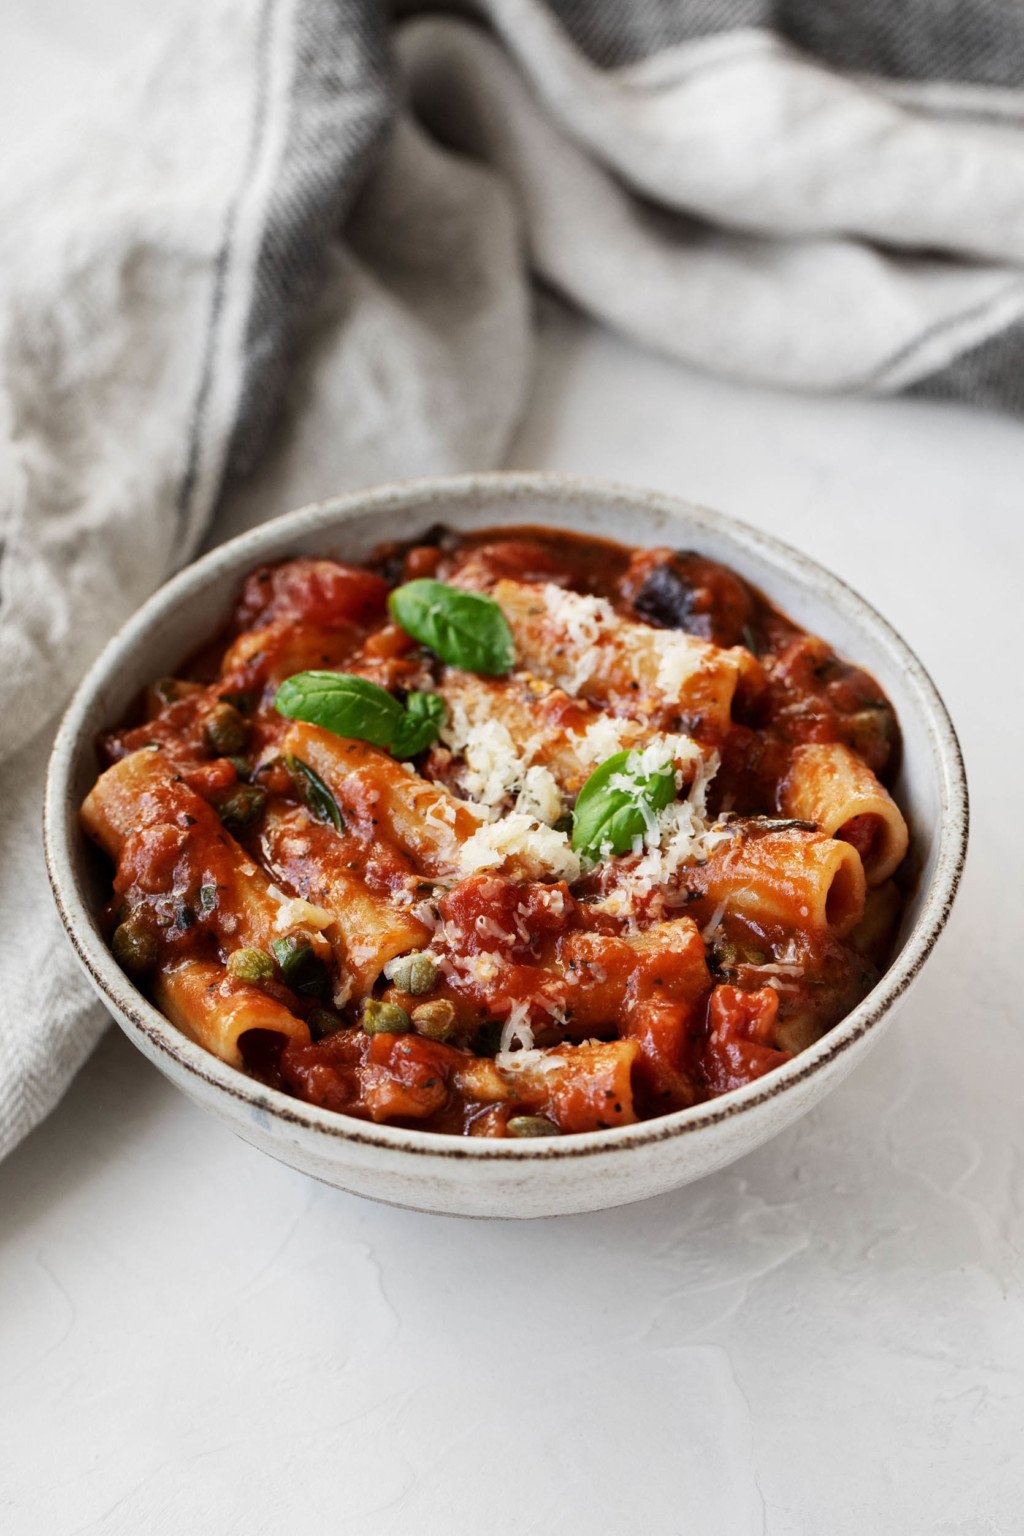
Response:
[81, 528, 909, 1137]
[780, 741, 909, 886]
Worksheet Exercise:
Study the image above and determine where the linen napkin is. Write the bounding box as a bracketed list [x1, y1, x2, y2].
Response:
[3, 0, 1022, 1158]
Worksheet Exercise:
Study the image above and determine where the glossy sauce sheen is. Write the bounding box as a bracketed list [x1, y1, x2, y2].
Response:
[85, 527, 908, 1137]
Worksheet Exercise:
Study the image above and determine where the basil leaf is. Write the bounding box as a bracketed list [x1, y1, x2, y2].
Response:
[271, 936, 330, 998]
[275, 671, 403, 746]
[275, 670, 446, 760]
[571, 750, 676, 862]
[285, 754, 344, 832]
[390, 691, 446, 759]
[388, 580, 514, 676]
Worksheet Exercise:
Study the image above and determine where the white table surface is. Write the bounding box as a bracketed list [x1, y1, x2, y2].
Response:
[3, 10, 1024, 1531]
[3, 299, 1022, 1535]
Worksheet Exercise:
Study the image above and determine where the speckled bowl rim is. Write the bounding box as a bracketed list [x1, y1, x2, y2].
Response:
[44, 473, 969, 1164]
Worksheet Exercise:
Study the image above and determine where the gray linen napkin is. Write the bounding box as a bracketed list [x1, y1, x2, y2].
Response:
[2, 0, 1021, 1158]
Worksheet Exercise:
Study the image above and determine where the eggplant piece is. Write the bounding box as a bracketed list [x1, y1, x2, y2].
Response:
[632, 560, 707, 635]
[624, 550, 756, 647]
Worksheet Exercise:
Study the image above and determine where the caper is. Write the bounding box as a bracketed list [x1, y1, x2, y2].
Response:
[227, 947, 274, 983]
[308, 1006, 347, 1040]
[410, 998, 456, 1041]
[111, 915, 158, 976]
[173, 902, 196, 931]
[386, 951, 438, 996]
[362, 999, 412, 1035]
[227, 755, 251, 782]
[153, 676, 182, 705]
[507, 1115, 560, 1138]
[713, 939, 739, 972]
[204, 701, 248, 757]
[217, 784, 267, 830]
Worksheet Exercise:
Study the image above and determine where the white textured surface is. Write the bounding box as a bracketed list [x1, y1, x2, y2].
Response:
[2, 302, 1022, 1532]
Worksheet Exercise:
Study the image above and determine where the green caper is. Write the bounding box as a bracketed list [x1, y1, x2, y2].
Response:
[204, 701, 248, 757]
[111, 915, 158, 976]
[270, 936, 330, 998]
[386, 951, 438, 996]
[507, 1115, 560, 1138]
[362, 999, 412, 1035]
[153, 676, 182, 706]
[308, 1006, 347, 1040]
[227, 947, 275, 983]
[226, 755, 251, 782]
[410, 998, 457, 1041]
[217, 784, 267, 830]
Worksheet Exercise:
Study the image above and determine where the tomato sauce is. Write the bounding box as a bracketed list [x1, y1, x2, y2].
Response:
[86, 526, 907, 1137]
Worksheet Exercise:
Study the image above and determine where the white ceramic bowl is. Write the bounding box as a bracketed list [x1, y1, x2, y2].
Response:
[44, 474, 968, 1218]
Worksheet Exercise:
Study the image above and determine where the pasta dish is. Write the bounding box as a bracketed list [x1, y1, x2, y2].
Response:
[81, 525, 909, 1137]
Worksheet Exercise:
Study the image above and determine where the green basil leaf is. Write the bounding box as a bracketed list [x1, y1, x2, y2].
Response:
[275, 670, 446, 762]
[275, 671, 403, 746]
[285, 754, 344, 832]
[571, 750, 676, 862]
[388, 580, 514, 676]
[390, 691, 447, 759]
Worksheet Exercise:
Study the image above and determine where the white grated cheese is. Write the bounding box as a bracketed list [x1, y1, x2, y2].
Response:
[688, 748, 720, 817]
[650, 629, 708, 697]
[576, 718, 701, 780]
[436, 946, 507, 988]
[763, 976, 799, 993]
[495, 1048, 567, 1075]
[700, 898, 729, 942]
[457, 814, 581, 884]
[539, 585, 616, 695]
[475, 913, 514, 943]
[458, 720, 523, 810]
[578, 715, 633, 764]
[514, 765, 563, 826]
[498, 1000, 535, 1054]
[267, 884, 335, 934]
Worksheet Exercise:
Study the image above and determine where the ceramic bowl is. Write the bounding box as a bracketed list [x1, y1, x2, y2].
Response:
[44, 474, 968, 1218]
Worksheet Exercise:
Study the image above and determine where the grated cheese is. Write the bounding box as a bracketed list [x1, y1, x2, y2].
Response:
[540, 585, 616, 696]
[498, 1000, 535, 1054]
[495, 1048, 567, 1075]
[457, 814, 581, 884]
[458, 719, 523, 810]
[514, 765, 563, 826]
[475, 913, 514, 943]
[267, 884, 335, 934]
[650, 629, 708, 697]
[578, 714, 634, 763]
[700, 898, 729, 942]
